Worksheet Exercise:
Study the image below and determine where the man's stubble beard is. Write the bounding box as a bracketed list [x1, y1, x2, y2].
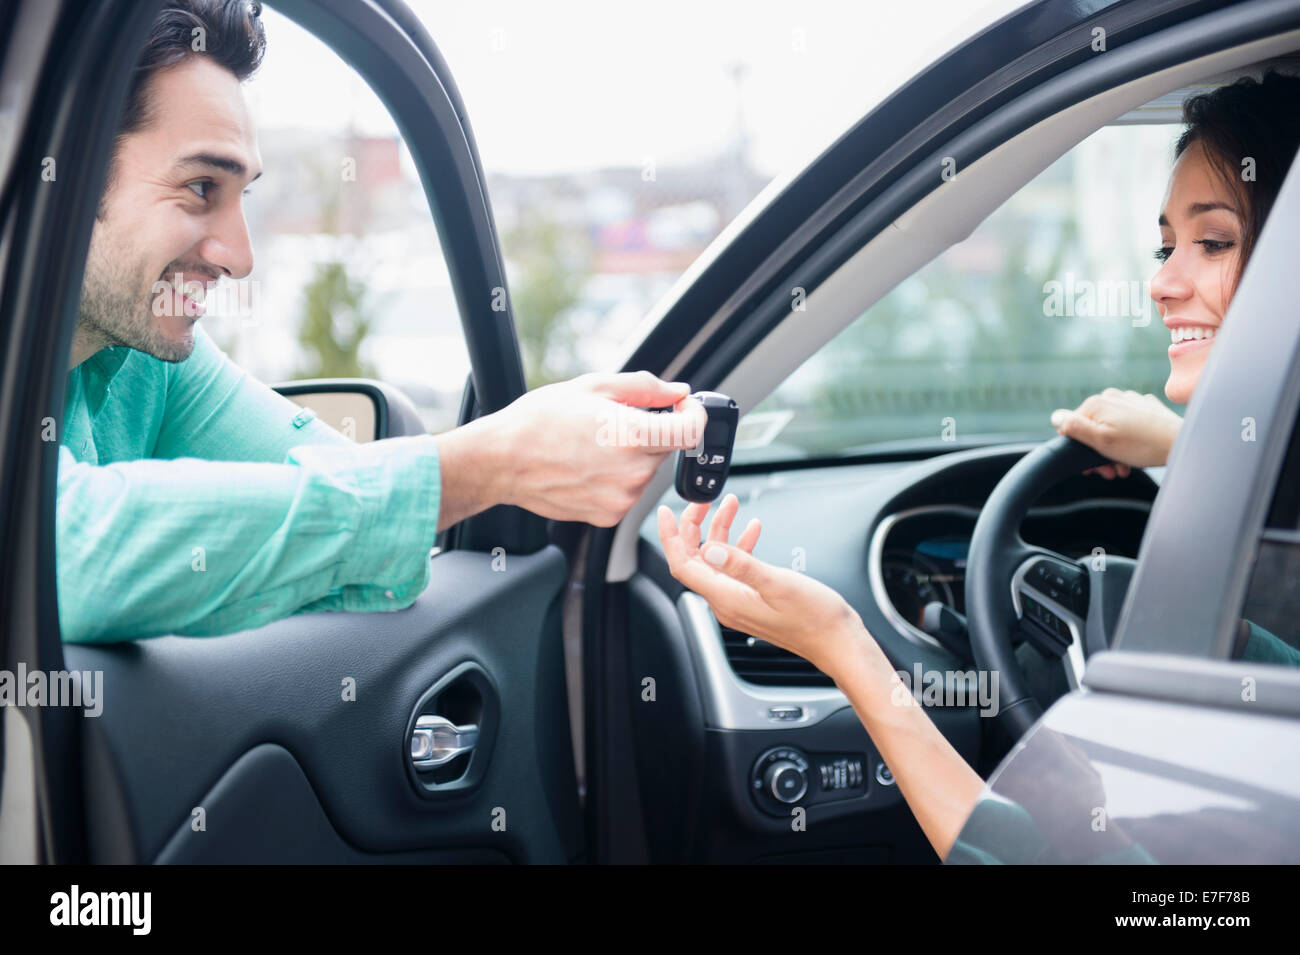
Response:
[77, 221, 194, 364]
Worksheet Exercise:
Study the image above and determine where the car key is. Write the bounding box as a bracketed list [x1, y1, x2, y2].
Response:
[674, 391, 739, 503]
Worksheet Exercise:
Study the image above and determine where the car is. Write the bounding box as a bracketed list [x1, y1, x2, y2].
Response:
[1, 0, 1298, 866]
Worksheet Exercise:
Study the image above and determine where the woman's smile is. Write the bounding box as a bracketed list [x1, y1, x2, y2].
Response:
[1165, 319, 1218, 357]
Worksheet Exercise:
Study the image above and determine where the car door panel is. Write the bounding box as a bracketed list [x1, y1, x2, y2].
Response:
[154, 745, 510, 864]
[960, 673, 1300, 863]
[68, 547, 578, 863]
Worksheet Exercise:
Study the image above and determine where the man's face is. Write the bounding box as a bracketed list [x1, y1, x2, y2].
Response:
[80, 55, 262, 362]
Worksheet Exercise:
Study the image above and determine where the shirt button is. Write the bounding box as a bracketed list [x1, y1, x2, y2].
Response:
[384, 590, 395, 600]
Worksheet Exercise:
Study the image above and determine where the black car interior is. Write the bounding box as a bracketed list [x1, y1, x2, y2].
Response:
[6, 0, 1300, 867]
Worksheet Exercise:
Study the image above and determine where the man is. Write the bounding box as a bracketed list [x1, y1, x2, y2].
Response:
[58, 0, 703, 643]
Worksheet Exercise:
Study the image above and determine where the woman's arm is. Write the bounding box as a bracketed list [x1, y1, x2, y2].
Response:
[657, 496, 985, 860]
[830, 626, 987, 859]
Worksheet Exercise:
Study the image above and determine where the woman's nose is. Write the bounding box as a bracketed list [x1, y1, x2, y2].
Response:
[1149, 253, 1191, 312]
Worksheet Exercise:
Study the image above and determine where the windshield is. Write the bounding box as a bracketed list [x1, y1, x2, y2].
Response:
[734, 124, 1185, 465]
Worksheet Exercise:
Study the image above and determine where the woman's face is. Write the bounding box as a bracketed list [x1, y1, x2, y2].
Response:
[1152, 141, 1245, 405]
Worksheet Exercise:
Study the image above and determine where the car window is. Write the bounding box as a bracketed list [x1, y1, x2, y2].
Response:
[1232, 406, 1300, 666]
[733, 123, 1185, 465]
[410, 0, 1026, 389]
[209, 5, 469, 434]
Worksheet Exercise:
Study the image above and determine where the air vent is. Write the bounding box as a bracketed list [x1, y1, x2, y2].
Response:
[718, 626, 835, 687]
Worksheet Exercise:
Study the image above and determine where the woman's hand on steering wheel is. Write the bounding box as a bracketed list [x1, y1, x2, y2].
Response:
[1050, 388, 1182, 479]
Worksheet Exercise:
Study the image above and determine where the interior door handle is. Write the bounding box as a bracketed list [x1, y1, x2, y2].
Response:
[409, 715, 479, 770]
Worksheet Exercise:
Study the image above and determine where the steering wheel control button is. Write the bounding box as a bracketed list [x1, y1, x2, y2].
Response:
[875, 763, 895, 787]
[1025, 559, 1090, 617]
[767, 705, 803, 722]
[673, 391, 739, 503]
[1019, 592, 1072, 657]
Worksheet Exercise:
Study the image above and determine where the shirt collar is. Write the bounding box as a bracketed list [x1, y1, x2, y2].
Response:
[77, 346, 131, 416]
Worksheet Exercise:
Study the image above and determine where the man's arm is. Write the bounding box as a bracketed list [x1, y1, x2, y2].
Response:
[57, 437, 440, 643]
[59, 325, 705, 639]
[154, 329, 706, 531]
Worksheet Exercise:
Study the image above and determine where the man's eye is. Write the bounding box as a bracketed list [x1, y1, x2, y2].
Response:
[186, 181, 211, 200]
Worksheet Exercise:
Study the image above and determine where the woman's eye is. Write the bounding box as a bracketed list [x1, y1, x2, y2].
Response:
[1194, 238, 1235, 254]
[1153, 246, 1173, 263]
[186, 181, 211, 200]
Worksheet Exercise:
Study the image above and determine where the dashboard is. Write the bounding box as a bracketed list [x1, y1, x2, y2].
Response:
[641, 442, 1159, 674]
[631, 441, 1161, 862]
[873, 499, 1151, 649]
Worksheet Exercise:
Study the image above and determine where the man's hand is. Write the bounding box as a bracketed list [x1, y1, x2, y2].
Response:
[1050, 388, 1183, 479]
[435, 371, 707, 530]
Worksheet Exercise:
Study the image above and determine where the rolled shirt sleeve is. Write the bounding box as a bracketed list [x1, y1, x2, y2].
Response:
[56, 435, 441, 643]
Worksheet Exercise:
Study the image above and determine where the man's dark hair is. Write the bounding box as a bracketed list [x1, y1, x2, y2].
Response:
[1174, 69, 1300, 291]
[99, 0, 267, 218]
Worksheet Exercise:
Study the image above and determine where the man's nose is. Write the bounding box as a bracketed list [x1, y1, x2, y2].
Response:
[199, 199, 254, 279]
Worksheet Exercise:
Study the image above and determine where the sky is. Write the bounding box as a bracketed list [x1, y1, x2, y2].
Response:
[250, 0, 1030, 179]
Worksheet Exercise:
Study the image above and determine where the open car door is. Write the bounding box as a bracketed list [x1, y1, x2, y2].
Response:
[0, 0, 581, 864]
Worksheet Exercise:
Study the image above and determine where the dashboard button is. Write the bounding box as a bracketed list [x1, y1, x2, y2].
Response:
[765, 761, 808, 803]
[768, 706, 803, 722]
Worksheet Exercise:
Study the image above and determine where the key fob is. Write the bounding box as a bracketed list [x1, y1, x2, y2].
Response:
[675, 391, 739, 503]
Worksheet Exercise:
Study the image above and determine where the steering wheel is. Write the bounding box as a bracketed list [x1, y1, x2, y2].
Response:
[965, 435, 1140, 740]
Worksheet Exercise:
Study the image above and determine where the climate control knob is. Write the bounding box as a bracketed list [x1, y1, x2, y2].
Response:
[764, 760, 808, 803]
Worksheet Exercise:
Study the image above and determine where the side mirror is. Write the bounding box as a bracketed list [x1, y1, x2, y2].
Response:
[272, 380, 427, 442]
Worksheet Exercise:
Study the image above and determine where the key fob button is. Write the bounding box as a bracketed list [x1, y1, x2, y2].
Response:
[673, 392, 739, 503]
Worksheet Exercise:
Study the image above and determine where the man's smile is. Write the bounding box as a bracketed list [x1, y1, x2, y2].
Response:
[154, 269, 216, 318]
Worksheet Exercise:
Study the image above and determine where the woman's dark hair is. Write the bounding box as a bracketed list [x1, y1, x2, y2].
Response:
[1174, 69, 1300, 290]
[100, 0, 266, 217]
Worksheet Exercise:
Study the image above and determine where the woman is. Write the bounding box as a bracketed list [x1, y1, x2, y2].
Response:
[657, 71, 1300, 862]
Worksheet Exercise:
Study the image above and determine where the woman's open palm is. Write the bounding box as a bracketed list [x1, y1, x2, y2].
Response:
[656, 494, 863, 676]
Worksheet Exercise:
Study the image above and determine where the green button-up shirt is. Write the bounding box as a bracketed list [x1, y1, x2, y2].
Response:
[57, 325, 441, 643]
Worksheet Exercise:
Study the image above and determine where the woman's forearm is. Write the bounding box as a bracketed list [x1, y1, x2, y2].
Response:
[827, 623, 986, 860]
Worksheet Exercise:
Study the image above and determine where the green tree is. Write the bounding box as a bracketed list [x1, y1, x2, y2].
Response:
[504, 214, 590, 388]
[295, 150, 379, 380]
[295, 260, 377, 379]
